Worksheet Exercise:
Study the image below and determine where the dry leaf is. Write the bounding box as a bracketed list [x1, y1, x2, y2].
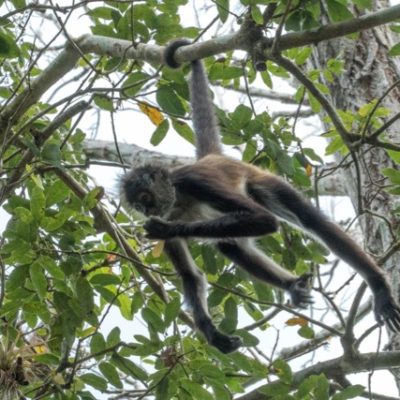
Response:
[139, 102, 164, 126]
[285, 317, 308, 327]
[152, 240, 165, 258]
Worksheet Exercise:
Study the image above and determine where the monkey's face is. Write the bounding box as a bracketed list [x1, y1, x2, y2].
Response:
[121, 165, 176, 217]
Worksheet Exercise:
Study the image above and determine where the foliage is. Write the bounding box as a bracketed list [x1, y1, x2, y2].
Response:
[0, 0, 400, 399]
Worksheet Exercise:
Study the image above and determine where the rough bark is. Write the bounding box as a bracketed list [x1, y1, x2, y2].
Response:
[309, 0, 400, 391]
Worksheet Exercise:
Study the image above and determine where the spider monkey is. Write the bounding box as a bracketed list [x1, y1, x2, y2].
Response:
[121, 40, 400, 353]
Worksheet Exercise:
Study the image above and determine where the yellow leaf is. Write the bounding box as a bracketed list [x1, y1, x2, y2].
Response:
[286, 317, 308, 327]
[306, 164, 312, 177]
[33, 344, 47, 354]
[139, 102, 164, 126]
[152, 240, 165, 258]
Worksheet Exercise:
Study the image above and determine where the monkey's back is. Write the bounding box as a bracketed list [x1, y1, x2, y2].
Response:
[179, 154, 270, 192]
[168, 154, 274, 222]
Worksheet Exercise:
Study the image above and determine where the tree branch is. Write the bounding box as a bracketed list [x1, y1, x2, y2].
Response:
[235, 351, 400, 400]
[3, 3, 400, 144]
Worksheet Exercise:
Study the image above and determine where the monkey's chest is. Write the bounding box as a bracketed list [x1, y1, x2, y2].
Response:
[171, 201, 223, 222]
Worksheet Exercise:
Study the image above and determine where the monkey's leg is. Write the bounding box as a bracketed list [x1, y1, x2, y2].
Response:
[249, 177, 400, 331]
[165, 239, 242, 353]
[145, 211, 278, 240]
[217, 240, 313, 308]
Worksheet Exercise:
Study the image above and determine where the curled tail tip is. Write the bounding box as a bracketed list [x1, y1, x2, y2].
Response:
[164, 39, 197, 69]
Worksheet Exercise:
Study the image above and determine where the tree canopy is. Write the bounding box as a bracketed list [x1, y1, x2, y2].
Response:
[1, 1, 400, 399]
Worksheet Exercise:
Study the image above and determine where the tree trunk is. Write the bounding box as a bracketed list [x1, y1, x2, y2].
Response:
[311, 0, 400, 391]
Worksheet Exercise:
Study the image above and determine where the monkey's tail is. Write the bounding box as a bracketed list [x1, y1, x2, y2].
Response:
[164, 40, 222, 159]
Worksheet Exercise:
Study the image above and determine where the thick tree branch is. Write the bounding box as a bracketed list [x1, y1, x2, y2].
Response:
[235, 351, 400, 400]
[82, 139, 347, 196]
[263, 5, 400, 51]
[2, 4, 400, 144]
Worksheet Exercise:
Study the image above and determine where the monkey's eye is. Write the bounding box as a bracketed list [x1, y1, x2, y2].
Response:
[137, 192, 153, 206]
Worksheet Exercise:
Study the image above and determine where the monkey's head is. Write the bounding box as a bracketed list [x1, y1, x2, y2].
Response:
[121, 165, 176, 217]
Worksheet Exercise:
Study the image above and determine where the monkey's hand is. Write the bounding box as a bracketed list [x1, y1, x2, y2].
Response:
[289, 274, 314, 309]
[373, 289, 400, 332]
[144, 217, 176, 240]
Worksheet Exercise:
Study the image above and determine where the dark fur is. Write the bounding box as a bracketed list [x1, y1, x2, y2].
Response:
[121, 41, 400, 353]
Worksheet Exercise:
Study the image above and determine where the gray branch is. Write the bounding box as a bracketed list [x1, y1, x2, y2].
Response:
[235, 351, 400, 400]
[83, 139, 346, 196]
[2, 3, 400, 144]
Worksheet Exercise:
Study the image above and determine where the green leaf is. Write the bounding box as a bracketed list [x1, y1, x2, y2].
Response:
[295, 47, 312, 65]
[172, 118, 195, 144]
[386, 149, 400, 163]
[181, 379, 214, 400]
[94, 94, 114, 111]
[326, 0, 353, 22]
[0, 29, 19, 58]
[87, 6, 114, 19]
[332, 385, 364, 400]
[260, 70, 272, 88]
[30, 185, 45, 221]
[298, 325, 315, 339]
[118, 294, 133, 320]
[39, 256, 64, 280]
[33, 353, 59, 365]
[164, 297, 181, 326]
[90, 273, 121, 286]
[11, 0, 26, 8]
[389, 43, 400, 56]
[220, 297, 238, 332]
[41, 142, 61, 166]
[142, 307, 165, 332]
[201, 246, 218, 274]
[325, 134, 345, 155]
[122, 72, 150, 97]
[231, 105, 253, 129]
[251, 6, 264, 25]
[209, 64, 243, 80]
[217, 0, 229, 22]
[111, 354, 148, 381]
[30, 260, 48, 300]
[99, 361, 123, 388]
[76, 277, 95, 316]
[235, 329, 260, 347]
[353, 0, 372, 9]
[273, 359, 292, 384]
[298, 374, 329, 399]
[46, 180, 70, 206]
[156, 86, 185, 116]
[307, 92, 322, 113]
[107, 327, 121, 347]
[151, 119, 169, 146]
[90, 333, 106, 356]
[80, 373, 108, 391]
[382, 168, 400, 185]
[258, 381, 291, 397]
[14, 207, 32, 224]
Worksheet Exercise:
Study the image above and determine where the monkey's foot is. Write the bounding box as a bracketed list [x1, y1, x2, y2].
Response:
[209, 331, 243, 354]
[374, 292, 400, 332]
[289, 273, 314, 309]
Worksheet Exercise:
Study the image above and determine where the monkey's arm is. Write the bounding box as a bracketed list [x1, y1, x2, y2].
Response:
[145, 210, 278, 240]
